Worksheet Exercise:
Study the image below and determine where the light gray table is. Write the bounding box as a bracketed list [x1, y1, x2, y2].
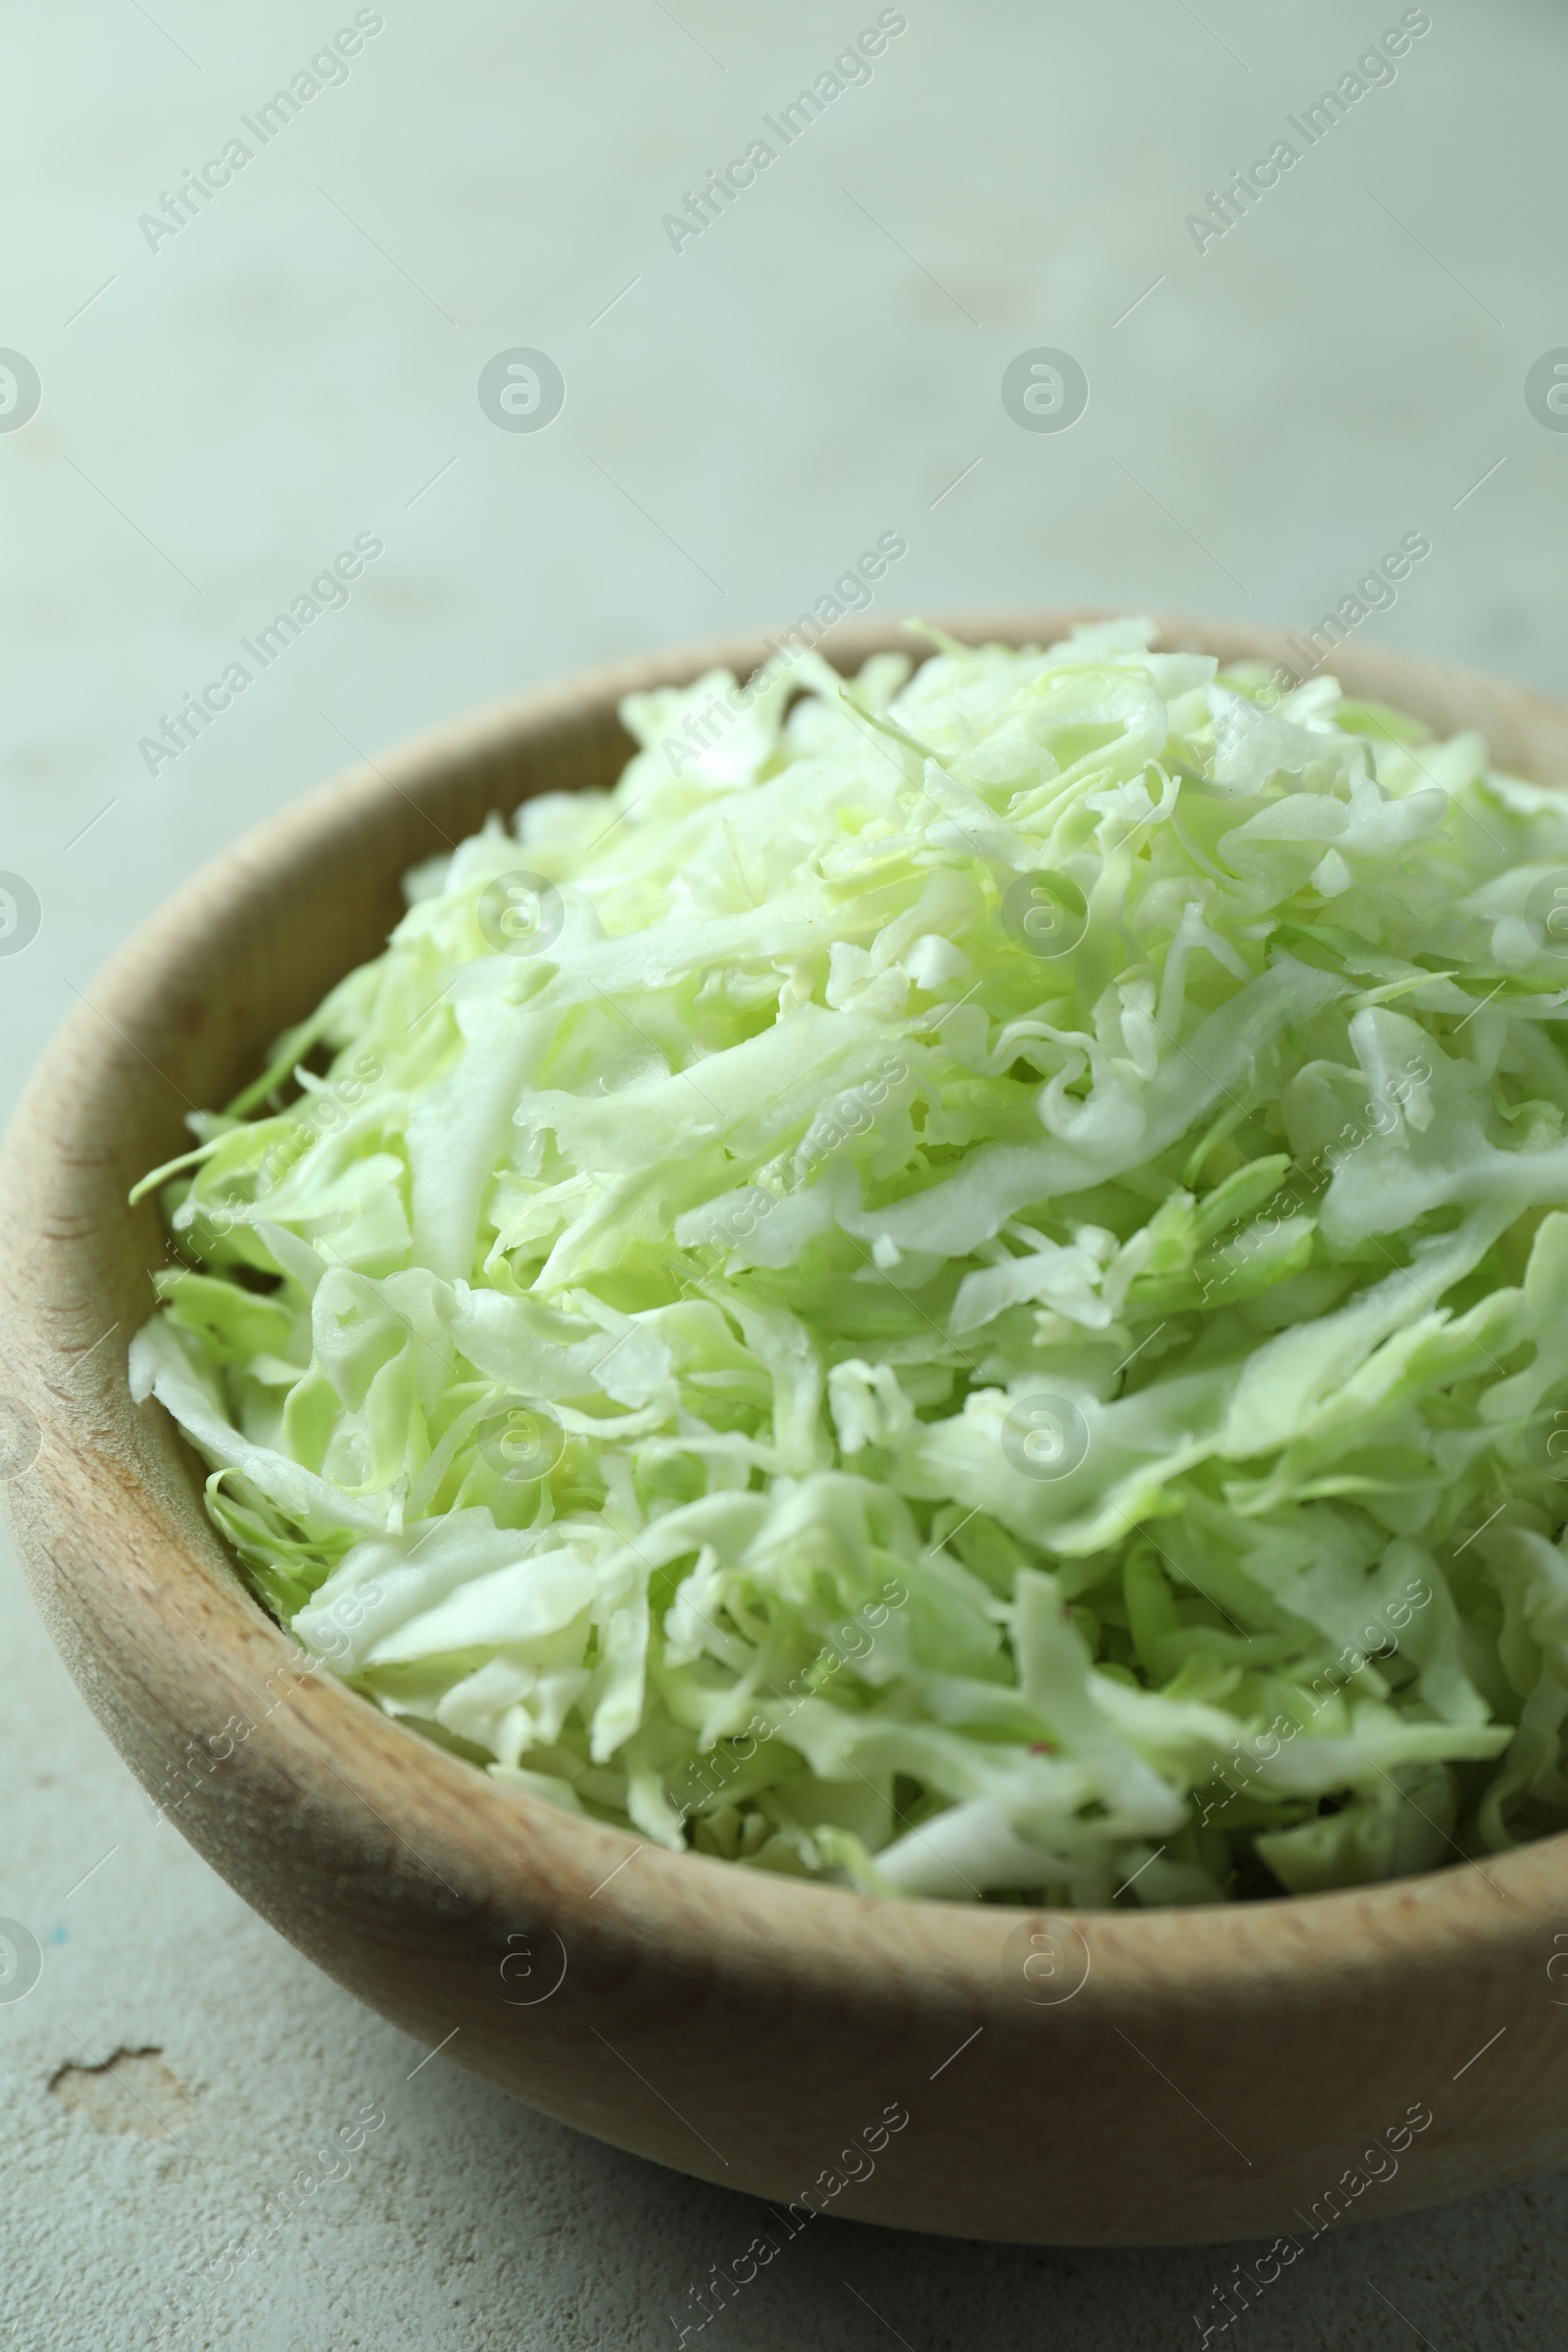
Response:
[4, 2, 1565, 2342]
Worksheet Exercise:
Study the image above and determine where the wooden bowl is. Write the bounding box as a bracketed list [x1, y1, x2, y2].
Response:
[8, 612, 1568, 2248]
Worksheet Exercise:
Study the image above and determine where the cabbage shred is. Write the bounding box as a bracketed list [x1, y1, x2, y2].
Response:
[130, 619, 1568, 1905]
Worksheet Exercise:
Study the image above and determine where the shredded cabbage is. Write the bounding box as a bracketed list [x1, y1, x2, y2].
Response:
[129, 617, 1568, 1905]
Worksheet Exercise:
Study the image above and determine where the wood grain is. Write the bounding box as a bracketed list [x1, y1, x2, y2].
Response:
[5, 612, 1568, 2246]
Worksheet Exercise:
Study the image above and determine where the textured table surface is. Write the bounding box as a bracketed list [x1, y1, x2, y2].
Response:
[4, 1, 1566, 2344]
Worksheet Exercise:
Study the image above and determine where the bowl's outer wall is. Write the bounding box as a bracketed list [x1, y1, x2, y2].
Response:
[6, 612, 1568, 2247]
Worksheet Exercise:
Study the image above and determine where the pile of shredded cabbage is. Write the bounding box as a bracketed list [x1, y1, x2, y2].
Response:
[130, 618, 1568, 1906]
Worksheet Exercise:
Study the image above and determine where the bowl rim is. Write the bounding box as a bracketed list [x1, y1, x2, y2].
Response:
[9, 605, 1568, 1994]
